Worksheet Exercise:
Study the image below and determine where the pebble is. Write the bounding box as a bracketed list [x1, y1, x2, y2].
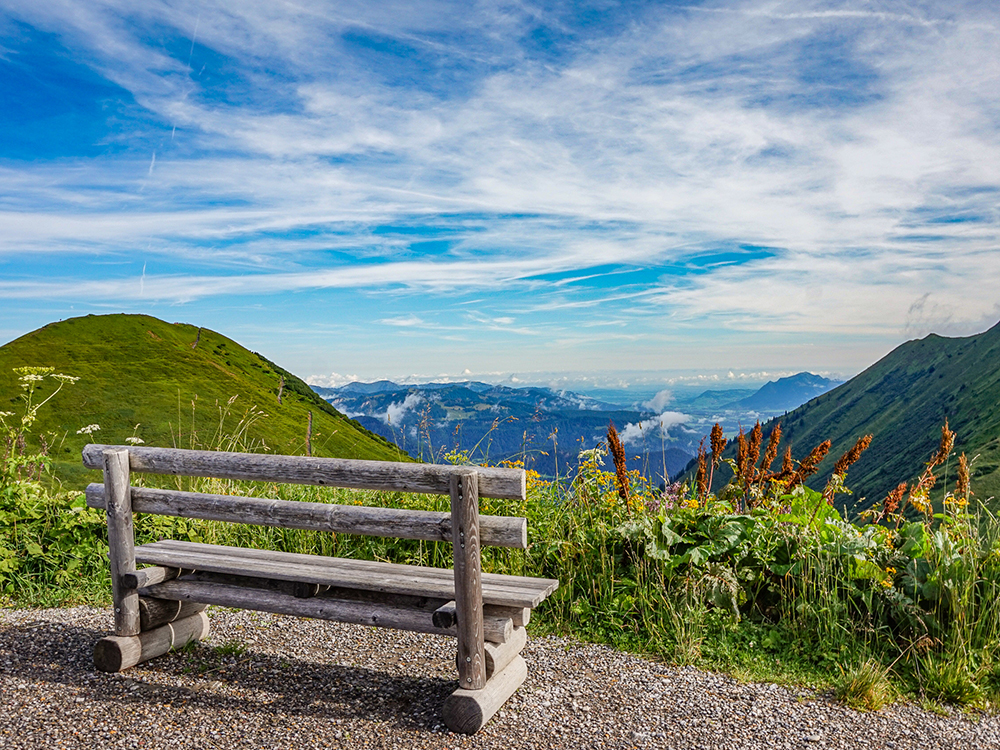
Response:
[1, 605, 998, 749]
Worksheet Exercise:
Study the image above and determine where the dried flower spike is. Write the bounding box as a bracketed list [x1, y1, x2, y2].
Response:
[710, 423, 726, 468]
[696, 440, 708, 499]
[607, 421, 630, 502]
[761, 424, 782, 474]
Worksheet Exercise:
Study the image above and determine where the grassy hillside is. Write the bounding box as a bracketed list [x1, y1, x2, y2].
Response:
[0, 314, 407, 484]
[697, 321, 1000, 514]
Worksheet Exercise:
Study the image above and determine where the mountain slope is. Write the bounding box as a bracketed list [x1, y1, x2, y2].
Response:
[730, 372, 841, 413]
[698, 322, 1000, 513]
[0, 314, 407, 482]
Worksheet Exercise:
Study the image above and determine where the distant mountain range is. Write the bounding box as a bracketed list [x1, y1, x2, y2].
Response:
[313, 372, 840, 482]
[730, 372, 842, 413]
[0, 315, 406, 483]
[689, 322, 1000, 514]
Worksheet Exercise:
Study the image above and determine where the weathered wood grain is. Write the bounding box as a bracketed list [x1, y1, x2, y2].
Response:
[484, 626, 527, 680]
[146, 538, 556, 600]
[93, 611, 210, 672]
[432, 600, 457, 629]
[133, 540, 557, 608]
[104, 448, 139, 637]
[138, 597, 208, 632]
[138, 579, 515, 642]
[443, 654, 527, 734]
[452, 470, 485, 690]
[85, 483, 527, 549]
[122, 565, 179, 590]
[82, 444, 526, 500]
[484, 604, 530, 629]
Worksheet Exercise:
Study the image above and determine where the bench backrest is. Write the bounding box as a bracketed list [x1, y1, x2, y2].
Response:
[82, 444, 528, 549]
[84, 444, 525, 690]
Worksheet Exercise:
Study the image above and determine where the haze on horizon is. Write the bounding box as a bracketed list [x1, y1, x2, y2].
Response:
[1, 1, 998, 384]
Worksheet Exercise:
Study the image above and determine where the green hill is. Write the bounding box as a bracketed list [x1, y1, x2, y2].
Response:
[0, 314, 408, 484]
[697, 321, 1000, 514]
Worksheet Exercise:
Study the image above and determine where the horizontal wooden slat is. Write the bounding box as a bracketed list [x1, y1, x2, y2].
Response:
[82, 444, 526, 500]
[134, 540, 558, 609]
[86, 484, 527, 549]
[138, 579, 515, 642]
[150, 539, 556, 599]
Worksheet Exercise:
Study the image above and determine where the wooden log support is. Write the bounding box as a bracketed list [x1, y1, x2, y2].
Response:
[138, 597, 208, 632]
[432, 601, 457, 629]
[434, 601, 519, 644]
[484, 604, 530, 629]
[451, 469, 485, 690]
[484, 626, 527, 680]
[123, 566, 179, 590]
[443, 654, 528, 734]
[139, 578, 516, 643]
[85, 484, 527, 549]
[83, 444, 527, 500]
[104, 448, 139, 637]
[94, 611, 210, 673]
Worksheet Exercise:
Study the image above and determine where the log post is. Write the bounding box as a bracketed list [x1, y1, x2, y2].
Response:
[104, 448, 139, 637]
[139, 597, 209, 632]
[94, 611, 210, 672]
[443, 655, 527, 734]
[451, 468, 485, 690]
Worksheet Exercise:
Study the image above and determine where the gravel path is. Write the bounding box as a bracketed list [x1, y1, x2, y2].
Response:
[1, 606, 996, 749]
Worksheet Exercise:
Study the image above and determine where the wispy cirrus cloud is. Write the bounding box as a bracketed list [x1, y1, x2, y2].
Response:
[1, 0, 998, 375]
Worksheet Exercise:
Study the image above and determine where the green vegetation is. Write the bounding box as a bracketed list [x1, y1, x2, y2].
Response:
[701, 321, 1000, 513]
[0, 314, 407, 486]
[5, 316, 1000, 713]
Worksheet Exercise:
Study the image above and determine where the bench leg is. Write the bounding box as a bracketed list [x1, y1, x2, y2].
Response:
[443, 654, 527, 734]
[94, 611, 210, 672]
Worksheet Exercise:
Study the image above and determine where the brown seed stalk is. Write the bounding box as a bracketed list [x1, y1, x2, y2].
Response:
[607, 420, 631, 503]
[735, 427, 748, 481]
[745, 422, 762, 485]
[956, 453, 972, 498]
[710, 423, 726, 468]
[787, 440, 831, 489]
[930, 419, 956, 468]
[760, 423, 782, 475]
[832, 434, 873, 477]
[696, 440, 708, 499]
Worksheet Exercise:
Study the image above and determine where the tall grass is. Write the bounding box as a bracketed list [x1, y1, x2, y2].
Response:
[4, 370, 1000, 708]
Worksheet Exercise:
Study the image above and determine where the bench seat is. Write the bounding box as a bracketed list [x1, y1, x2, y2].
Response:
[135, 539, 558, 609]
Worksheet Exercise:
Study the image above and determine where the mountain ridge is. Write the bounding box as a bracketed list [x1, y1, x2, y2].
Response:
[0, 314, 407, 483]
[688, 322, 1000, 512]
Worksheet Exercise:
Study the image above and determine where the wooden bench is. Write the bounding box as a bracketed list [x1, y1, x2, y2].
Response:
[82, 444, 558, 734]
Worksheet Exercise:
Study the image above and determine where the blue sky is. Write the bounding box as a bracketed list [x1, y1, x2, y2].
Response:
[1, 1, 998, 387]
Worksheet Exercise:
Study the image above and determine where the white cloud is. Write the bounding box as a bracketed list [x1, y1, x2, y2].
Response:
[384, 392, 422, 425]
[619, 411, 690, 445]
[2, 0, 999, 368]
[308, 372, 359, 388]
[643, 390, 673, 412]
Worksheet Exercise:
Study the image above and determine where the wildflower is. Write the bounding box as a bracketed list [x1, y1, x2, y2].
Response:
[745, 422, 762, 485]
[956, 453, 972, 498]
[695, 440, 708, 499]
[883, 482, 907, 516]
[787, 440, 831, 489]
[735, 427, 748, 481]
[125, 437, 145, 445]
[76, 424, 101, 435]
[824, 434, 873, 501]
[710, 423, 726, 468]
[831, 434, 873, 477]
[760, 423, 782, 475]
[930, 419, 955, 467]
[775, 446, 794, 480]
[607, 421, 630, 503]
